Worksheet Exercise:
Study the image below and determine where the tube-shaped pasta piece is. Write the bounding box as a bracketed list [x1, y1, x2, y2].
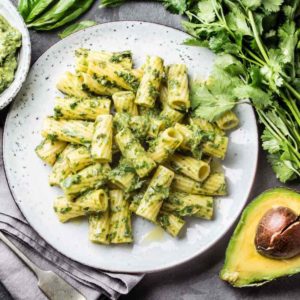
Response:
[80, 73, 121, 96]
[88, 60, 140, 91]
[66, 146, 93, 172]
[54, 97, 111, 120]
[57, 72, 89, 99]
[136, 166, 174, 222]
[135, 56, 164, 107]
[77, 189, 108, 212]
[171, 173, 227, 196]
[61, 163, 110, 198]
[130, 191, 184, 237]
[159, 105, 184, 130]
[41, 117, 94, 146]
[190, 117, 225, 136]
[53, 196, 84, 223]
[53, 190, 108, 223]
[216, 111, 239, 130]
[115, 128, 156, 178]
[75, 48, 133, 72]
[91, 115, 113, 162]
[159, 85, 168, 108]
[109, 159, 139, 192]
[202, 135, 228, 159]
[148, 128, 183, 163]
[157, 210, 185, 237]
[162, 192, 214, 220]
[167, 64, 190, 111]
[109, 190, 133, 244]
[89, 211, 110, 244]
[174, 123, 193, 151]
[174, 123, 203, 159]
[147, 118, 164, 138]
[129, 115, 150, 139]
[112, 91, 138, 116]
[35, 138, 67, 166]
[49, 144, 78, 186]
[170, 154, 210, 182]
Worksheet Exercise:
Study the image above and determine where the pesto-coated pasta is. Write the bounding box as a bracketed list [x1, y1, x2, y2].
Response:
[190, 117, 225, 136]
[66, 145, 93, 172]
[57, 72, 89, 98]
[171, 173, 227, 196]
[53, 189, 108, 223]
[167, 64, 190, 111]
[54, 96, 111, 120]
[112, 91, 138, 115]
[36, 49, 236, 245]
[148, 128, 183, 163]
[170, 154, 210, 182]
[75, 48, 133, 72]
[88, 60, 140, 91]
[135, 56, 164, 107]
[109, 159, 139, 192]
[41, 117, 94, 146]
[136, 166, 174, 222]
[49, 144, 78, 186]
[61, 163, 110, 198]
[202, 135, 228, 159]
[89, 211, 110, 244]
[130, 191, 185, 237]
[91, 115, 113, 162]
[115, 128, 156, 178]
[216, 111, 239, 130]
[80, 72, 121, 96]
[162, 192, 214, 220]
[159, 104, 184, 130]
[157, 210, 185, 237]
[109, 190, 133, 243]
[35, 138, 67, 166]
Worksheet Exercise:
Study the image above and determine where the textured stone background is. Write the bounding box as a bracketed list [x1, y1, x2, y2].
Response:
[1, 1, 299, 299]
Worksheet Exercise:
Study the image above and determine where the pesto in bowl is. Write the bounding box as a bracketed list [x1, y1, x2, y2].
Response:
[0, 15, 22, 94]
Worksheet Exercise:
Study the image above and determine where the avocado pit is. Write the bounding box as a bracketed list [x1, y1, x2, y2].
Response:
[255, 206, 300, 259]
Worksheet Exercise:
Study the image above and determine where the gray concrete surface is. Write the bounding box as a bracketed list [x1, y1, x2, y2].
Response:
[1, 1, 300, 299]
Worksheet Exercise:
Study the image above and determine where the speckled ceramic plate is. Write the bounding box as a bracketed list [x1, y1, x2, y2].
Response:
[0, 0, 31, 109]
[3, 21, 258, 273]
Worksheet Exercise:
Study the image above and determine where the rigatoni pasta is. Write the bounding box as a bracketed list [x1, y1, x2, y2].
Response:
[35, 138, 67, 166]
[91, 114, 113, 162]
[135, 56, 164, 107]
[167, 64, 190, 111]
[36, 49, 236, 246]
[54, 96, 111, 120]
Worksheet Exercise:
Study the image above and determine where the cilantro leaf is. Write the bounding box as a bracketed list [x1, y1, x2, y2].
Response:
[162, 0, 189, 14]
[191, 82, 236, 121]
[183, 38, 209, 47]
[196, 0, 216, 23]
[262, 0, 284, 13]
[268, 153, 297, 182]
[234, 84, 272, 109]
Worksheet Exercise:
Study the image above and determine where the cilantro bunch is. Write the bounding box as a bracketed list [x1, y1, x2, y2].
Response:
[102, 0, 300, 182]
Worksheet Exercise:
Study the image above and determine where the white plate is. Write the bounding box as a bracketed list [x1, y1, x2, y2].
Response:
[0, 0, 31, 109]
[3, 21, 258, 273]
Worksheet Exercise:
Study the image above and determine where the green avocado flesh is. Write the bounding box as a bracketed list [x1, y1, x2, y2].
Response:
[0, 15, 22, 94]
[220, 188, 300, 287]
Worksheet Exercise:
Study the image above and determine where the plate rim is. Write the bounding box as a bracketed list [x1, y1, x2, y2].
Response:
[3, 20, 259, 273]
[0, 0, 31, 109]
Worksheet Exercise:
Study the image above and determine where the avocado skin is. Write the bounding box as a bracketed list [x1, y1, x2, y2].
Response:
[220, 187, 300, 287]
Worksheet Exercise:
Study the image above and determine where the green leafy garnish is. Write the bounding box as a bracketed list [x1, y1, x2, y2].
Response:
[58, 20, 96, 39]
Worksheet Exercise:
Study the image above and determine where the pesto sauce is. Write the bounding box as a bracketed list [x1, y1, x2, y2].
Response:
[0, 15, 22, 94]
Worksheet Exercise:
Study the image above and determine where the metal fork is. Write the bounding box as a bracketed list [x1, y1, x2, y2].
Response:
[0, 231, 86, 300]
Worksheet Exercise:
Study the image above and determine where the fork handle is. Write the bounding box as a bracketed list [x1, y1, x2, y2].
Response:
[0, 231, 42, 277]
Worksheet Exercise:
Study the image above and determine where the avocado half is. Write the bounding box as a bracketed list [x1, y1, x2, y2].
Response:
[220, 187, 300, 287]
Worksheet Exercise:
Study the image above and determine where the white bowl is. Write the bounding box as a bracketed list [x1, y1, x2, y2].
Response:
[0, 0, 31, 109]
